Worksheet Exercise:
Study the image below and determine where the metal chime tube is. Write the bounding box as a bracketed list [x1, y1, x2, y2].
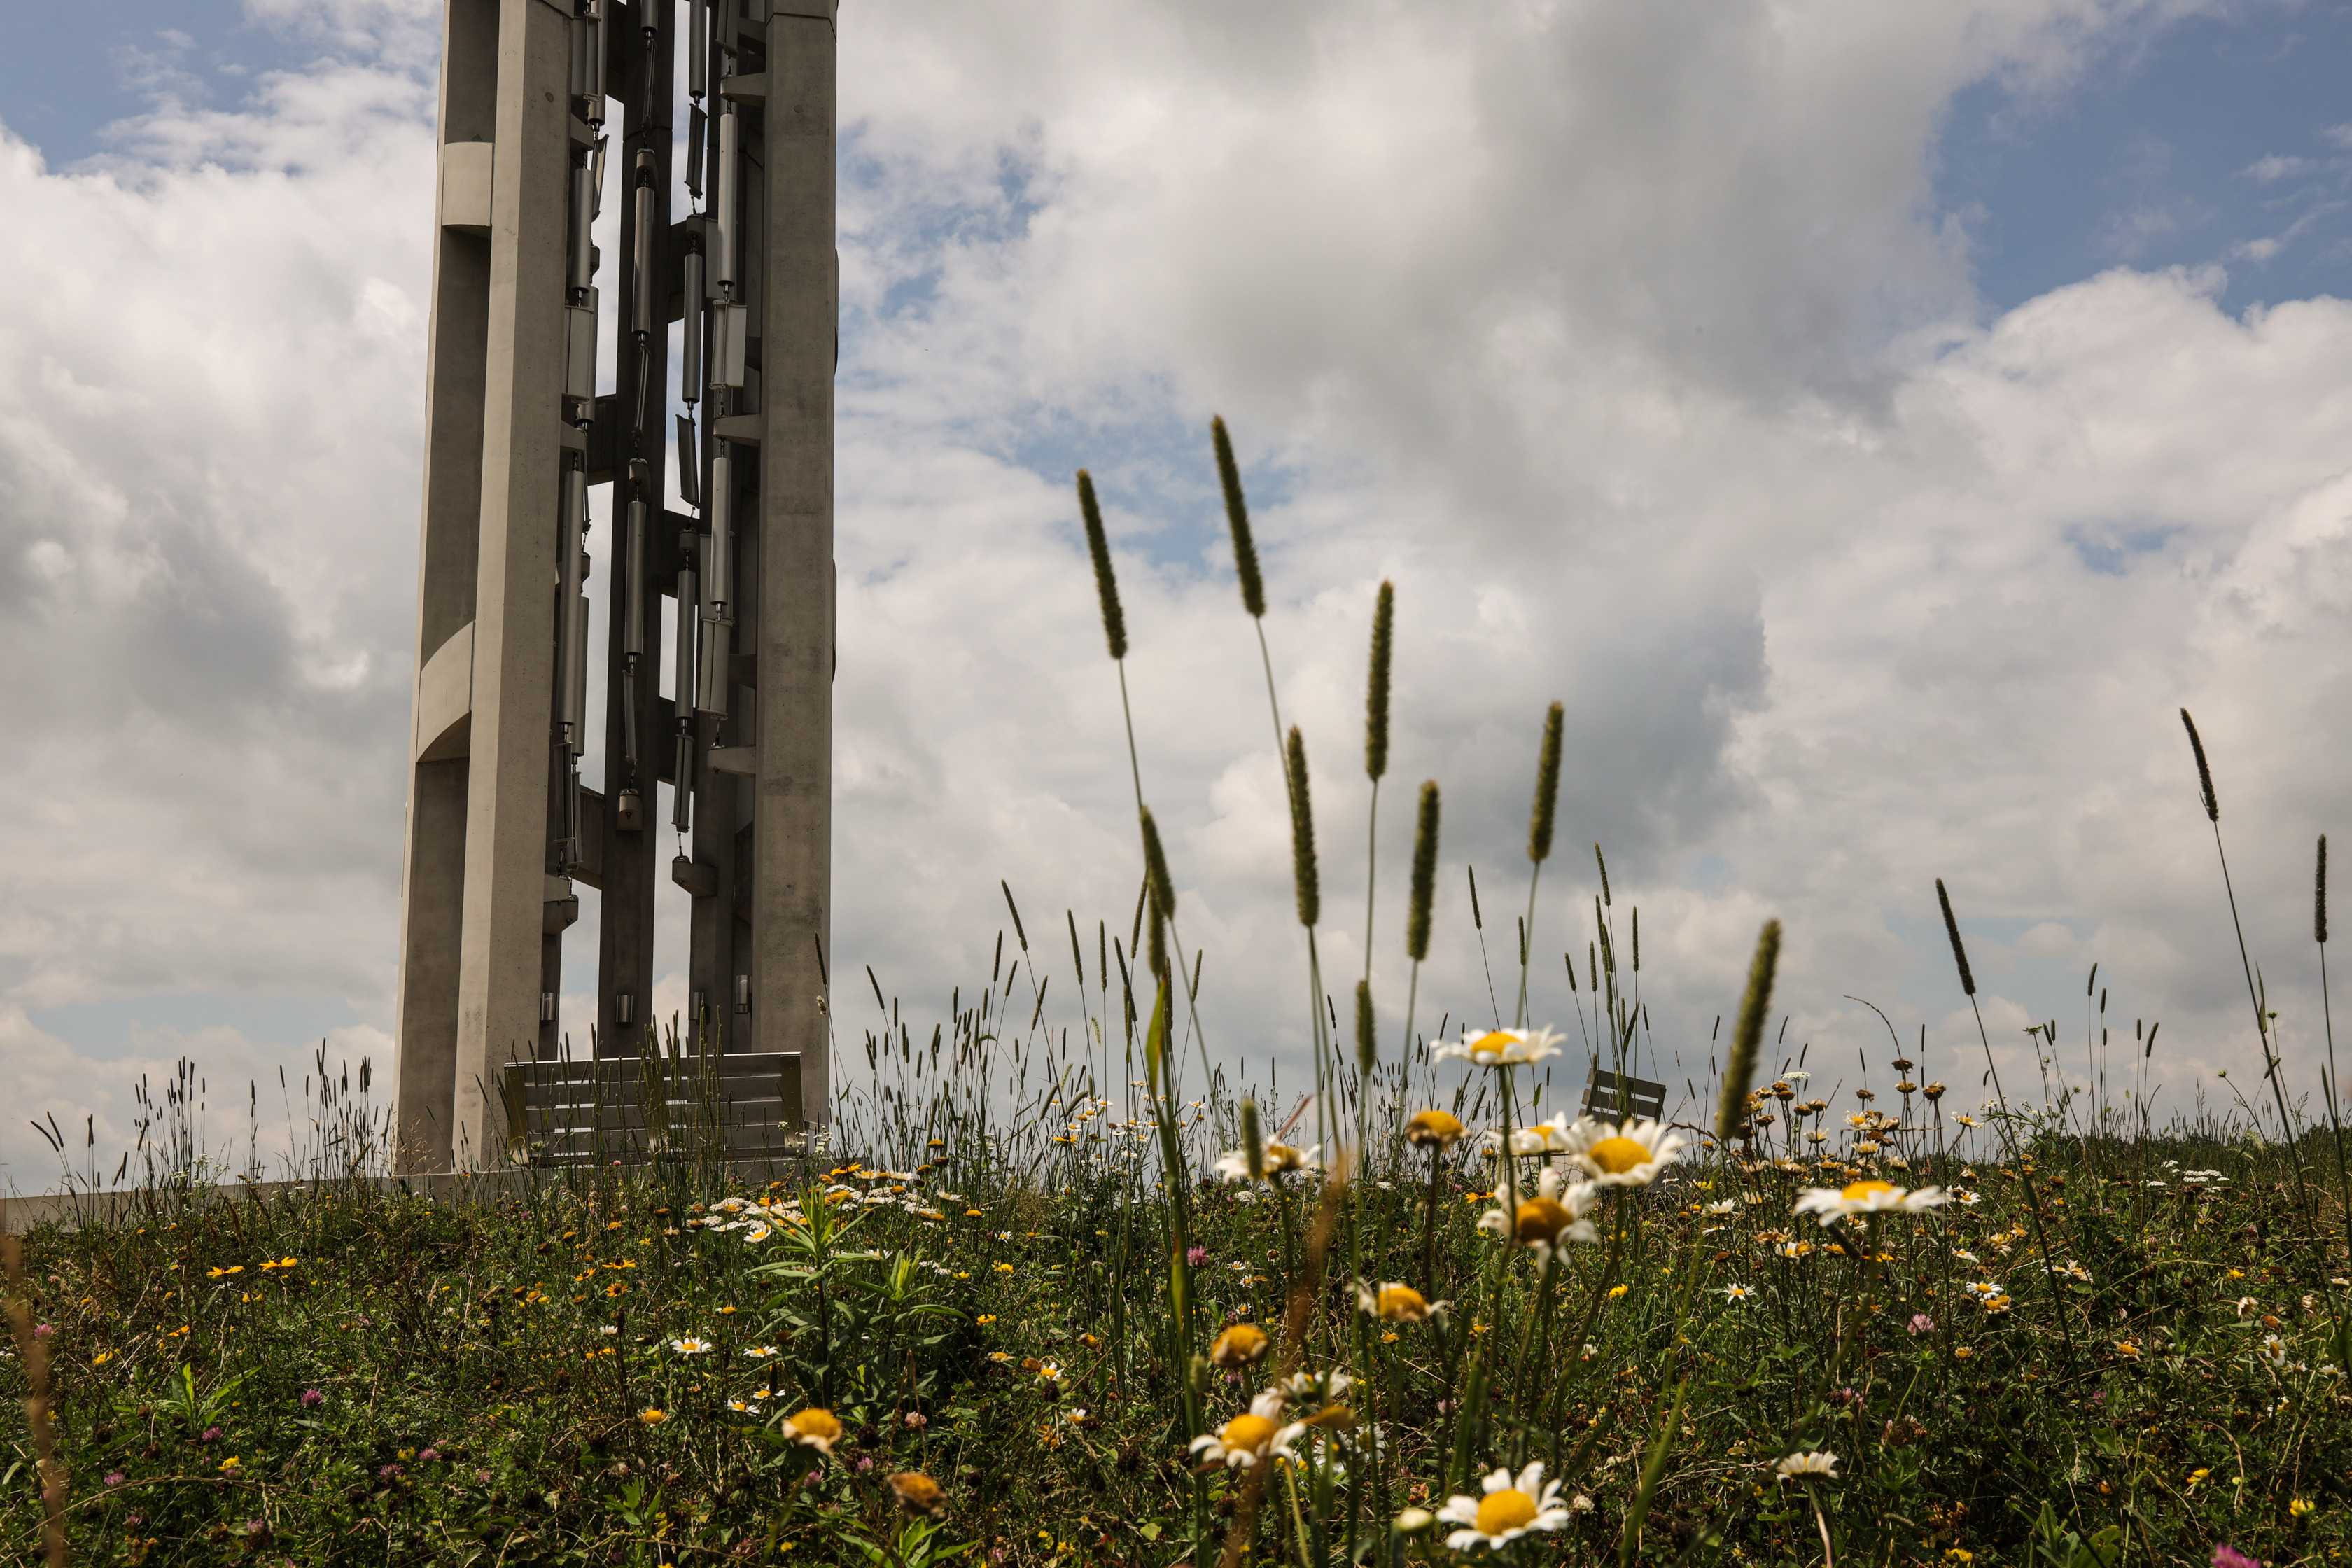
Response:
[673, 559, 698, 832]
[570, 1, 591, 102]
[687, 0, 708, 102]
[568, 154, 595, 298]
[556, 462, 591, 869]
[697, 438, 732, 718]
[713, 107, 738, 297]
[631, 173, 654, 340]
[630, 152, 656, 433]
[622, 487, 647, 772]
[706, 447, 732, 612]
[582, 0, 608, 125]
[681, 249, 704, 403]
[559, 467, 589, 750]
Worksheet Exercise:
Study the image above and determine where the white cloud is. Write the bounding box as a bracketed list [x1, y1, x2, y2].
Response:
[2241, 153, 2314, 184]
[12, 0, 2350, 1186]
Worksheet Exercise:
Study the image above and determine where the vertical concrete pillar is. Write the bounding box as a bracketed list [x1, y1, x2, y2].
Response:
[755, 2, 836, 1125]
[449, 0, 574, 1168]
[394, 0, 500, 1172]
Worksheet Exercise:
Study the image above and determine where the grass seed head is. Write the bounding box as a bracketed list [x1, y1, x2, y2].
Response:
[1935, 878, 1976, 997]
[1140, 808, 1177, 922]
[1529, 702, 1564, 863]
[1366, 581, 1394, 781]
[1408, 782, 1441, 962]
[2317, 834, 2329, 946]
[1210, 416, 1265, 619]
[2180, 707, 2218, 822]
[1286, 727, 1320, 929]
[1717, 919, 1782, 1144]
[1075, 469, 1127, 660]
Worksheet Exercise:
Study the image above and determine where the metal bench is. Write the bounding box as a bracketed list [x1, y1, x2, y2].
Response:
[1579, 1061, 1667, 1124]
[498, 1051, 806, 1167]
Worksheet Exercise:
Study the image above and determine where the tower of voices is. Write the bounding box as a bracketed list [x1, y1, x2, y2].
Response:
[393, 0, 837, 1172]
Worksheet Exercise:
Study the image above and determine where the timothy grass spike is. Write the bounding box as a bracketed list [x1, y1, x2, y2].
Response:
[1366, 581, 1394, 781]
[2180, 707, 2219, 822]
[1529, 701, 1564, 863]
[1716, 918, 1782, 1142]
[2318, 834, 2329, 945]
[1000, 878, 1029, 951]
[1354, 980, 1376, 1076]
[1286, 726, 1320, 928]
[1407, 781, 1440, 962]
[1211, 417, 1266, 620]
[1140, 807, 1178, 920]
[1076, 469, 1127, 660]
[1936, 877, 1976, 997]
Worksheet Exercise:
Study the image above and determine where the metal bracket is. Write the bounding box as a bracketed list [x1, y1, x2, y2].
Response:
[709, 746, 758, 777]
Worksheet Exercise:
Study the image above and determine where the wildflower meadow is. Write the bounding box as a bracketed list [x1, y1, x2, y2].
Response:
[6, 426, 2351, 1567]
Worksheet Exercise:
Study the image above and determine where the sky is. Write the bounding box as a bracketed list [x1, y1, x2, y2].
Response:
[5, 0, 2352, 1189]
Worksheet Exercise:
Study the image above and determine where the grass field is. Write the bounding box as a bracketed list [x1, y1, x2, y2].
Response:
[4, 1093, 2350, 1566]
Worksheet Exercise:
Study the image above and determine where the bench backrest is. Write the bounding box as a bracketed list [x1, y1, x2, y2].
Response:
[498, 1052, 806, 1166]
[1579, 1062, 1667, 1124]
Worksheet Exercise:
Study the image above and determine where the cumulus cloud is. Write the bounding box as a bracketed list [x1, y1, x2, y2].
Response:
[7, 0, 2347, 1185]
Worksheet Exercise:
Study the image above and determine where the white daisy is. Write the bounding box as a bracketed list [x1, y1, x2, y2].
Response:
[669, 1336, 713, 1356]
[1792, 1180, 1949, 1226]
[1560, 1116, 1686, 1188]
[1434, 1027, 1566, 1070]
[1776, 1450, 1840, 1482]
[1436, 1461, 1572, 1551]
[1490, 1114, 1576, 1156]
[1475, 1166, 1600, 1259]
[1211, 1142, 1322, 1183]
[1724, 1282, 1756, 1302]
[1188, 1391, 1290, 1469]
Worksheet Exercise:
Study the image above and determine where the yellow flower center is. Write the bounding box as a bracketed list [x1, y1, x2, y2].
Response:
[1471, 1030, 1519, 1058]
[787, 1408, 842, 1444]
[1515, 1198, 1574, 1245]
[1476, 1488, 1540, 1535]
[1587, 1135, 1648, 1174]
[1406, 1110, 1464, 1147]
[1210, 1324, 1270, 1366]
[1377, 1284, 1430, 1321]
[1219, 1413, 1276, 1454]
[1841, 1180, 1899, 1203]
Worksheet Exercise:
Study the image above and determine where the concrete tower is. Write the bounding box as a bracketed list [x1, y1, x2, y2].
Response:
[393, 0, 835, 1172]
